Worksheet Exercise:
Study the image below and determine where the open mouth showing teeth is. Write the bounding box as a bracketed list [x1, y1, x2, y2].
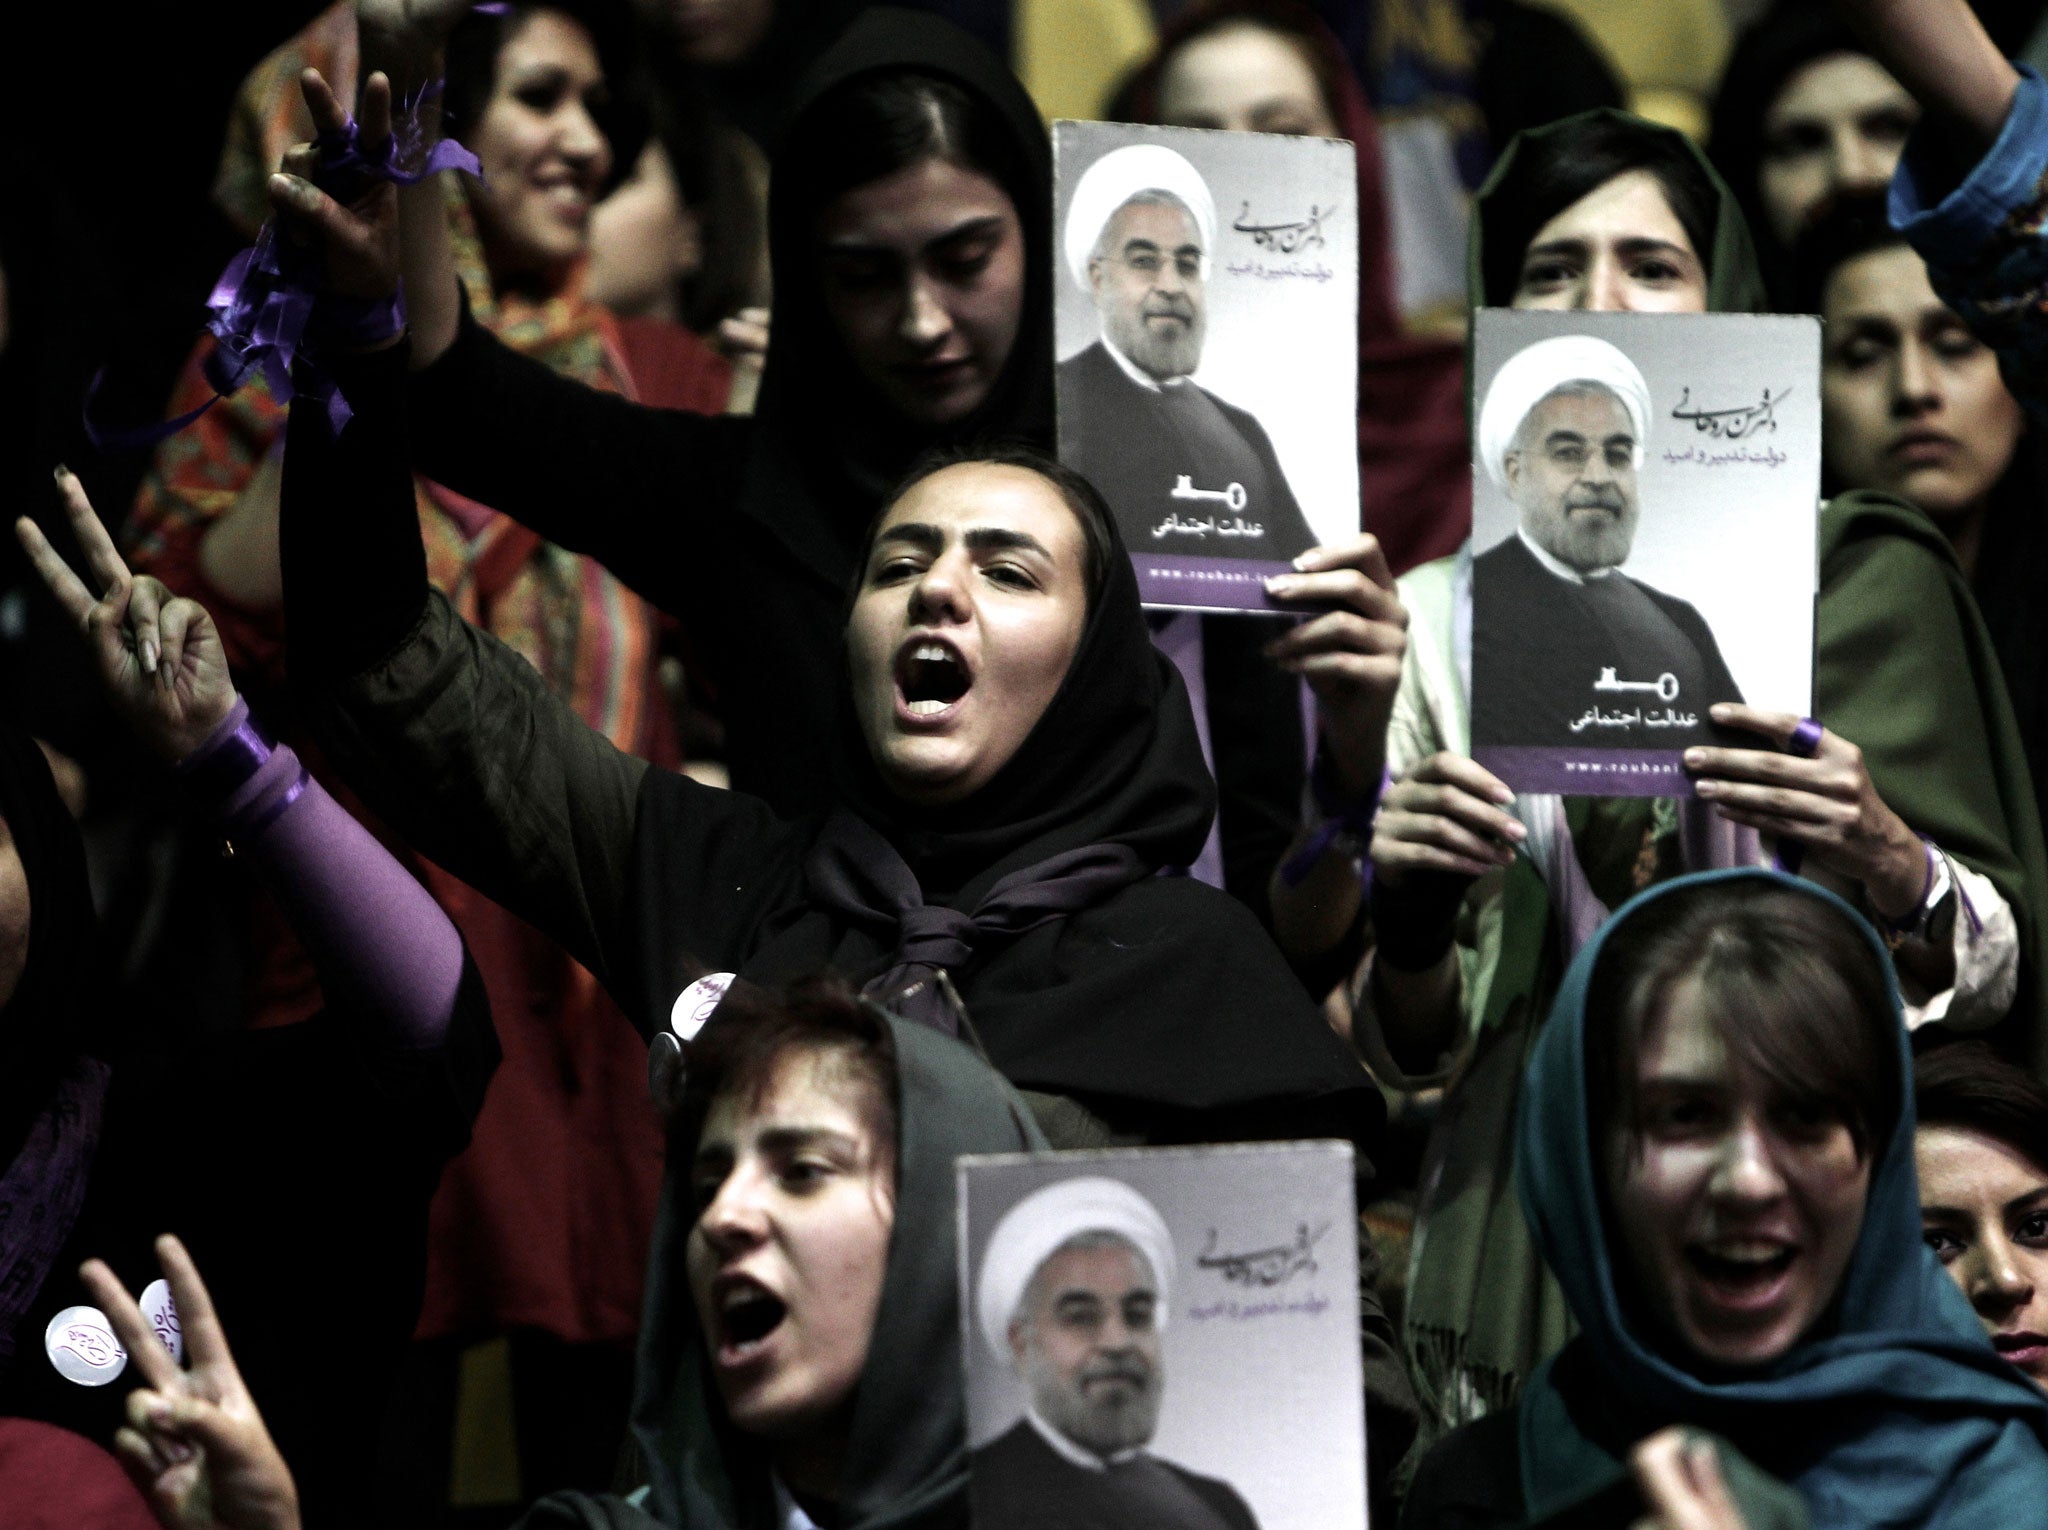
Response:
[1688, 1245, 1794, 1288]
[720, 1290, 787, 1350]
[898, 643, 970, 716]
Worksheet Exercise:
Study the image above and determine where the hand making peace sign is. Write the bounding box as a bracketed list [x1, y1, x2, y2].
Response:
[79, 1236, 301, 1530]
[14, 470, 238, 763]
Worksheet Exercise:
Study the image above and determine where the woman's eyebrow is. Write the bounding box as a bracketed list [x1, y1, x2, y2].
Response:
[874, 523, 944, 555]
[964, 527, 1051, 559]
[1612, 237, 1695, 264]
[1522, 237, 1589, 265]
[755, 1125, 863, 1157]
[927, 215, 1007, 252]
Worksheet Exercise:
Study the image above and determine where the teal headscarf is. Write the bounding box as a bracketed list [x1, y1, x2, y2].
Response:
[1515, 867, 2048, 1527]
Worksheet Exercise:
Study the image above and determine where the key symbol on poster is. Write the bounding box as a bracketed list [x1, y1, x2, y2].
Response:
[1593, 667, 1681, 703]
[1170, 475, 1248, 513]
[140, 1277, 184, 1363]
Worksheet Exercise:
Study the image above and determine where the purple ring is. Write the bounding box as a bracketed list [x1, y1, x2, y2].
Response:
[1789, 716, 1824, 758]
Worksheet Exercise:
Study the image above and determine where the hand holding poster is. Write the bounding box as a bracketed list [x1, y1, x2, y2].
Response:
[960, 1142, 1365, 1529]
[1054, 121, 1360, 612]
[1468, 310, 1820, 796]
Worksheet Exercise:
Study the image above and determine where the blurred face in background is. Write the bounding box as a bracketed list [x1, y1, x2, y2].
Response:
[1821, 244, 2024, 525]
[587, 139, 704, 321]
[1758, 53, 1917, 249]
[1154, 21, 1339, 138]
[665, 0, 774, 65]
[469, 9, 615, 285]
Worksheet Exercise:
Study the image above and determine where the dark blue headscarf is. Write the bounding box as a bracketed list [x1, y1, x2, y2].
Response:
[1515, 867, 2048, 1526]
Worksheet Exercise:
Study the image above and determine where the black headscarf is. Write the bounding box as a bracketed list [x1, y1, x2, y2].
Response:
[737, 7, 1056, 598]
[0, 710, 100, 1156]
[717, 471, 1376, 1140]
[516, 1012, 1049, 1530]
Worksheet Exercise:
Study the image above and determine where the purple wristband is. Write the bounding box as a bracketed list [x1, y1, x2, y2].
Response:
[176, 699, 272, 799]
[1278, 757, 1389, 890]
[308, 280, 408, 353]
[1875, 835, 1941, 938]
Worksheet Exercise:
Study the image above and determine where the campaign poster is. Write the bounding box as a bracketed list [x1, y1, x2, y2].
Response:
[1467, 309, 1820, 797]
[959, 1142, 1366, 1529]
[1053, 119, 1360, 613]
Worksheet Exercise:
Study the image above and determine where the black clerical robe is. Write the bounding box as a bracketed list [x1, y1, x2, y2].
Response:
[1471, 533, 1745, 751]
[1058, 340, 1318, 561]
[970, 1418, 1262, 1530]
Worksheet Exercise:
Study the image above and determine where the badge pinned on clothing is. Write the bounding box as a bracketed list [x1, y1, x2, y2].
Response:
[670, 973, 735, 1041]
[651, 973, 737, 1113]
[140, 1278, 183, 1364]
[45, 1305, 126, 1387]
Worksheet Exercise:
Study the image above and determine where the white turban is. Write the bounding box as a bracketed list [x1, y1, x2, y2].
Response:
[1476, 334, 1653, 492]
[975, 1176, 1176, 1361]
[1062, 144, 1217, 292]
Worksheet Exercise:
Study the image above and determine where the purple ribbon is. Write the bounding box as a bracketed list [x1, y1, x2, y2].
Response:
[1278, 763, 1389, 890]
[84, 94, 480, 449]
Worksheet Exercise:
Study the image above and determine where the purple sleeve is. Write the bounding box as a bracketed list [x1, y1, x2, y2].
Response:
[178, 699, 465, 1050]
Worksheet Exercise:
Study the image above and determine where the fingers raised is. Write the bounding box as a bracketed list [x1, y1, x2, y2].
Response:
[359, 71, 394, 149]
[13, 516, 95, 627]
[297, 68, 349, 137]
[54, 468, 131, 596]
[78, 1257, 181, 1392]
[156, 1235, 235, 1378]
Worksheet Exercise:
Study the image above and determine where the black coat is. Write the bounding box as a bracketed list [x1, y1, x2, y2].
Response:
[1469, 534, 1745, 753]
[971, 1419, 1261, 1530]
[1057, 342, 1317, 562]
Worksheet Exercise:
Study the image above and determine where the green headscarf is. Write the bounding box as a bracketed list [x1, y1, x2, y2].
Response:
[1516, 867, 2048, 1527]
[519, 1013, 1049, 1530]
[1403, 106, 2048, 1450]
[1463, 109, 2048, 1060]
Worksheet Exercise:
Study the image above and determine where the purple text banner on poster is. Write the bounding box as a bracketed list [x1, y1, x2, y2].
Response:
[1477, 746, 1697, 798]
[1136, 554, 1298, 612]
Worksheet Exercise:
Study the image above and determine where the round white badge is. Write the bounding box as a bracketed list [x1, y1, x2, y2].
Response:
[670, 973, 735, 1041]
[140, 1278, 184, 1364]
[45, 1306, 127, 1386]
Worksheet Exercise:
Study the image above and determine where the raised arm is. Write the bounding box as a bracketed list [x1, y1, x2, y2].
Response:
[1833, 0, 2020, 151]
[265, 51, 748, 612]
[278, 334, 651, 991]
[16, 472, 463, 1052]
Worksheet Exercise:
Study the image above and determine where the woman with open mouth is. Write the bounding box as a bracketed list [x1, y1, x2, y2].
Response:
[1404, 869, 2048, 1529]
[267, 3, 1406, 945]
[78, 977, 1051, 1529]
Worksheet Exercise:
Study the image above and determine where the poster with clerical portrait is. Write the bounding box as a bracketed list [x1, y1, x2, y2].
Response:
[1052, 119, 1360, 612]
[1467, 309, 1820, 797]
[959, 1142, 1366, 1530]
